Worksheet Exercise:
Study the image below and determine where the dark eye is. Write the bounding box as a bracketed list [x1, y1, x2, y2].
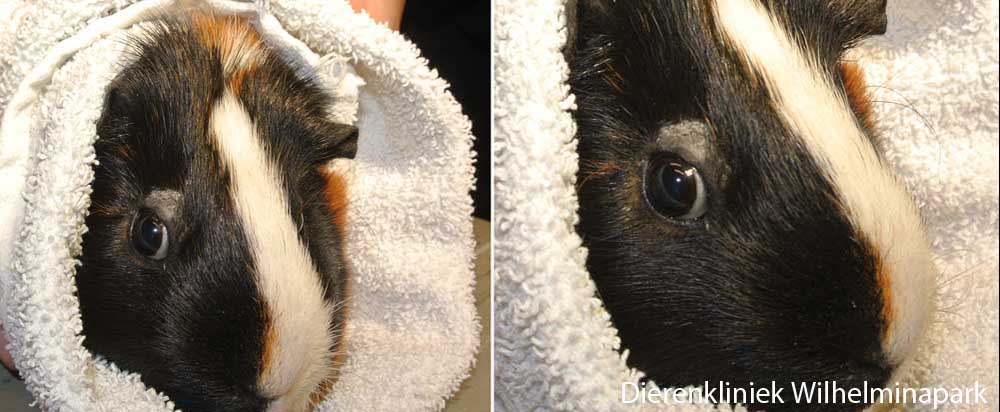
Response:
[643, 152, 707, 219]
[130, 210, 169, 260]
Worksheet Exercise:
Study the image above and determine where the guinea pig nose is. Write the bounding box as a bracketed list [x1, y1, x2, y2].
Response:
[225, 386, 270, 412]
[831, 346, 892, 388]
[846, 354, 890, 379]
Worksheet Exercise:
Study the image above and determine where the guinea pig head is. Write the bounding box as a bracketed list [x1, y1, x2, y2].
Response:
[572, 1, 934, 411]
[76, 14, 357, 412]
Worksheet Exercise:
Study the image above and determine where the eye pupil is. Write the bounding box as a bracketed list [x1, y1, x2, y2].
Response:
[660, 162, 696, 208]
[644, 153, 706, 219]
[131, 211, 169, 259]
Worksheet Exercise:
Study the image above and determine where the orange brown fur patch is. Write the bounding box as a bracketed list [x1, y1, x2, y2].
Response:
[875, 253, 895, 344]
[190, 12, 263, 79]
[228, 64, 257, 94]
[323, 172, 350, 232]
[306, 171, 353, 408]
[258, 306, 277, 384]
[839, 61, 874, 131]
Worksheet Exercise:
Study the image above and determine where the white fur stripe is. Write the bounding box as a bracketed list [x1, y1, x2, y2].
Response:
[209, 92, 332, 410]
[712, 0, 935, 372]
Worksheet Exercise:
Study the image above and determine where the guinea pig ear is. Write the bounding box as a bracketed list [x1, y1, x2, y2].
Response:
[574, 0, 615, 29]
[577, 0, 612, 14]
[835, 0, 888, 42]
[313, 122, 358, 163]
[97, 86, 133, 137]
[571, 0, 615, 56]
[100, 87, 131, 120]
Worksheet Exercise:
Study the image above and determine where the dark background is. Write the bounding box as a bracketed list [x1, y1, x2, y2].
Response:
[400, 0, 491, 220]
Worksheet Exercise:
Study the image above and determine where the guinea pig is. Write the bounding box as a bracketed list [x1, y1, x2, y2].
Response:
[571, 1, 935, 411]
[75, 12, 357, 412]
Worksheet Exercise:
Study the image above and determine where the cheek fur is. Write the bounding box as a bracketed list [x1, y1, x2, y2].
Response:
[209, 92, 335, 409]
[714, 0, 934, 369]
[304, 171, 353, 407]
[878, 273, 896, 353]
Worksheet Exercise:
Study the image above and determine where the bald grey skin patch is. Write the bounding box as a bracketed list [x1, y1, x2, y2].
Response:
[571, 1, 935, 411]
[144, 189, 183, 222]
[655, 121, 712, 165]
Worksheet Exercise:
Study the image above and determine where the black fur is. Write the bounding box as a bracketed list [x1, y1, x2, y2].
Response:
[572, 1, 890, 412]
[76, 15, 356, 412]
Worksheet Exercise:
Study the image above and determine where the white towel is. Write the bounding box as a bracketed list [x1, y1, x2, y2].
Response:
[493, 0, 998, 411]
[0, 1, 479, 411]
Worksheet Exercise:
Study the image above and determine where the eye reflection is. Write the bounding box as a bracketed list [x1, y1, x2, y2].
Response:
[131, 210, 169, 260]
[643, 153, 706, 219]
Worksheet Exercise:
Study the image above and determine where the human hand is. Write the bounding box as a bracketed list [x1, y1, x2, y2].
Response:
[349, 0, 406, 30]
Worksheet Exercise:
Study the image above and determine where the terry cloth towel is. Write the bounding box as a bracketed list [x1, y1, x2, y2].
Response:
[0, 0, 478, 411]
[492, 0, 998, 411]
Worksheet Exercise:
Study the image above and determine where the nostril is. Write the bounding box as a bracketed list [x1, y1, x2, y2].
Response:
[230, 386, 271, 412]
[168, 384, 269, 412]
[853, 347, 889, 371]
[832, 351, 894, 396]
[846, 358, 890, 381]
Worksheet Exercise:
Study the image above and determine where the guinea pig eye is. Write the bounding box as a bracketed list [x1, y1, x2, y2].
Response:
[643, 152, 707, 219]
[130, 210, 169, 260]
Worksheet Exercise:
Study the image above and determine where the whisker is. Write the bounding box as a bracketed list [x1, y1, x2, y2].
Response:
[865, 83, 946, 184]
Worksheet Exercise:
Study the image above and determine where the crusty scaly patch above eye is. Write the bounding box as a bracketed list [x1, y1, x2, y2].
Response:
[712, 0, 935, 372]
